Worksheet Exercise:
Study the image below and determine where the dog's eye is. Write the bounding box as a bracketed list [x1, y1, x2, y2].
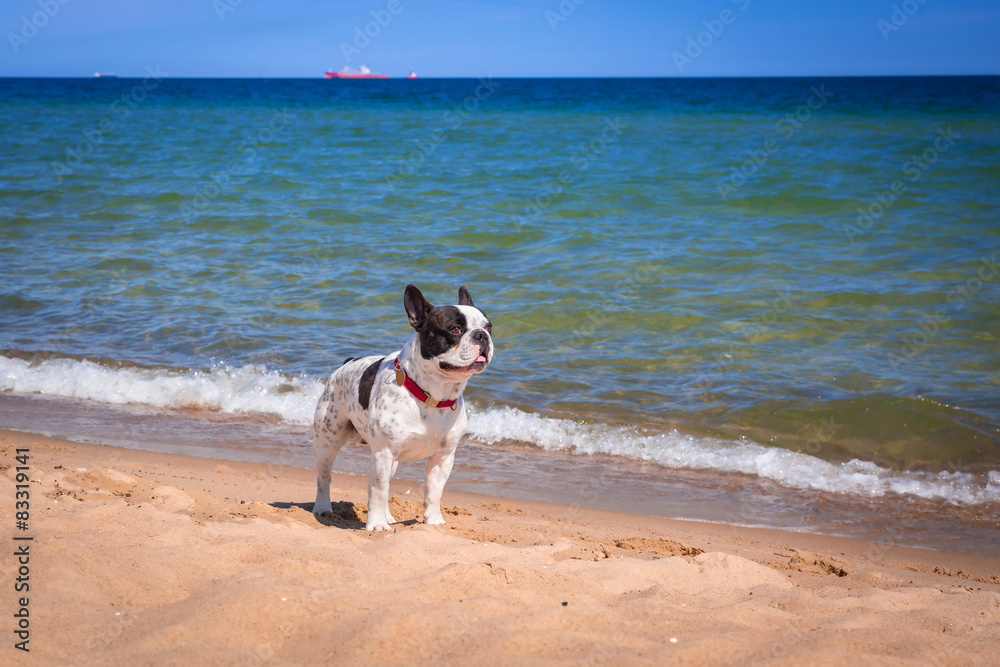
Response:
[449, 326, 463, 335]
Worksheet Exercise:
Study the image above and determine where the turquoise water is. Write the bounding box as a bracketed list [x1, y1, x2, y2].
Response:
[1, 77, 999, 524]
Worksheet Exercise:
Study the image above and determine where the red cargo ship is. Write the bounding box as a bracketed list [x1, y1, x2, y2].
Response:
[325, 66, 389, 79]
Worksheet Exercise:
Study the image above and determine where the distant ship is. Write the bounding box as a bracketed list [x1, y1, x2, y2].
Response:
[93, 72, 117, 78]
[325, 65, 389, 79]
[406, 70, 418, 79]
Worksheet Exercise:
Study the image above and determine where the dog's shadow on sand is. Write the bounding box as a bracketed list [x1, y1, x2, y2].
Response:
[270, 501, 420, 530]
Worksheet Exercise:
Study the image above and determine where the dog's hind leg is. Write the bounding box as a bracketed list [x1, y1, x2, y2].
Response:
[312, 404, 355, 516]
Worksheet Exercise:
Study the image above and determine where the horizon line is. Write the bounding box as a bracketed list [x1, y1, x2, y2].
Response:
[1, 73, 998, 80]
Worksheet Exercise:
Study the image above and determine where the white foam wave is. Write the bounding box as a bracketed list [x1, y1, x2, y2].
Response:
[0, 355, 323, 425]
[466, 406, 1000, 506]
[3, 355, 998, 505]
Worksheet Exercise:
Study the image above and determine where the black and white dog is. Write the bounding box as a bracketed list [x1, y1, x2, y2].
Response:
[312, 284, 493, 531]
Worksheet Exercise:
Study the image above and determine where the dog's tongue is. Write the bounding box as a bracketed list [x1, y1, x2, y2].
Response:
[476, 354, 487, 363]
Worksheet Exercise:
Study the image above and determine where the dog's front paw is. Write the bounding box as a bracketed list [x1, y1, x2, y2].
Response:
[366, 520, 394, 532]
[423, 511, 446, 526]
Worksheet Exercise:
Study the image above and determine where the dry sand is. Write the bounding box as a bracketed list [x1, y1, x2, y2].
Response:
[1, 428, 998, 665]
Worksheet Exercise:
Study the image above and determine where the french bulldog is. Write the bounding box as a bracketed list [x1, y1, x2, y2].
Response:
[312, 284, 493, 531]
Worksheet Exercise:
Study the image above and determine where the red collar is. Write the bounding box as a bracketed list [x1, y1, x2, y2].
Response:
[393, 358, 458, 409]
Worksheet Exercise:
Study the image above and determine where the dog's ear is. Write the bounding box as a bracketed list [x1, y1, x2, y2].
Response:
[403, 284, 433, 329]
[458, 286, 474, 307]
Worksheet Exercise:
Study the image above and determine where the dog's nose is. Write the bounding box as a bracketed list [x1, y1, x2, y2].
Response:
[471, 329, 489, 345]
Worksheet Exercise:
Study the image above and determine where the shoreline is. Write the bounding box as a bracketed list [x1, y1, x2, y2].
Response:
[3, 389, 999, 558]
[2, 428, 999, 664]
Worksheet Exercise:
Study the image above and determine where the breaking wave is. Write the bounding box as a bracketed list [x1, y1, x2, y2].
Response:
[2, 353, 998, 506]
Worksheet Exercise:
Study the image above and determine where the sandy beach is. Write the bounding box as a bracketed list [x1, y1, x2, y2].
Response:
[2, 427, 998, 665]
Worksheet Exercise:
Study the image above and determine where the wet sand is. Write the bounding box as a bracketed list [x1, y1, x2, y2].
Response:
[3, 391, 997, 558]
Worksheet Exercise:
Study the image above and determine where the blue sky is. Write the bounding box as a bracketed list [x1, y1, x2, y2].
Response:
[2, 0, 998, 78]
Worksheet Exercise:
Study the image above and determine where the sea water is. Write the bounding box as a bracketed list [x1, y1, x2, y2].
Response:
[1, 77, 998, 553]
